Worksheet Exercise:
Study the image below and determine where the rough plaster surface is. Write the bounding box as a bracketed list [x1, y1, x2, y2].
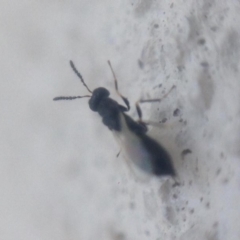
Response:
[1, 1, 240, 240]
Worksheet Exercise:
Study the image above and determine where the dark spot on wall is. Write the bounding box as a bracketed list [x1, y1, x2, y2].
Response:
[129, 201, 135, 209]
[165, 206, 176, 224]
[173, 193, 178, 199]
[173, 108, 181, 117]
[197, 70, 214, 109]
[201, 61, 209, 68]
[160, 117, 168, 123]
[177, 65, 185, 72]
[138, 59, 144, 69]
[113, 232, 126, 240]
[221, 178, 229, 185]
[187, 16, 201, 41]
[195, 159, 199, 172]
[216, 168, 221, 176]
[220, 152, 225, 158]
[145, 230, 150, 236]
[213, 222, 218, 228]
[198, 38, 206, 45]
[153, 83, 162, 89]
[172, 181, 181, 187]
[134, 0, 153, 17]
[181, 149, 192, 159]
[189, 208, 194, 214]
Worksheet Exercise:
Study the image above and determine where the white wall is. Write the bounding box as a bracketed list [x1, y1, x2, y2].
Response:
[1, 1, 240, 239]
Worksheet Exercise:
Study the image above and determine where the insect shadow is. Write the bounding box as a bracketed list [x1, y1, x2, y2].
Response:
[54, 61, 176, 178]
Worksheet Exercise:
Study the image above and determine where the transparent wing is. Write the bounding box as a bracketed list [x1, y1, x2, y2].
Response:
[112, 113, 175, 178]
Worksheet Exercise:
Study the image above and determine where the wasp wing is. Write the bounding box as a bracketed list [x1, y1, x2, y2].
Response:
[113, 113, 175, 177]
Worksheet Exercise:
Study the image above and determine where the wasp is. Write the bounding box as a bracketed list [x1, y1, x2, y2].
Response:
[53, 61, 176, 177]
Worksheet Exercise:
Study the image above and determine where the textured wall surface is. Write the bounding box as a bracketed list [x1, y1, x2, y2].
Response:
[1, 1, 240, 240]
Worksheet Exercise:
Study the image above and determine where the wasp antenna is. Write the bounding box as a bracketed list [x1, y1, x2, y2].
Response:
[69, 60, 92, 93]
[53, 95, 91, 101]
[107, 60, 119, 91]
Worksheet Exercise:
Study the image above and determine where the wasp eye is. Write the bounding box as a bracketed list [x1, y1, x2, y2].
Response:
[89, 87, 110, 111]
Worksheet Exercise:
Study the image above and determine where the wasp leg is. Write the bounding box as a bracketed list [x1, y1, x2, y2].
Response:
[134, 101, 148, 131]
[135, 85, 176, 128]
[108, 61, 130, 111]
[136, 85, 176, 115]
[138, 85, 176, 104]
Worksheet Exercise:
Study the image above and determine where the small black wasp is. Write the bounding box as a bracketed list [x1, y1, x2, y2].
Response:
[54, 61, 176, 177]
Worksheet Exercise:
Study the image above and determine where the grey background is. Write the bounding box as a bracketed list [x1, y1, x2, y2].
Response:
[1, 1, 240, 240]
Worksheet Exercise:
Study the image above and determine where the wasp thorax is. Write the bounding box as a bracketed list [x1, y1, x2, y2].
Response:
[89, 87, 110, 111]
